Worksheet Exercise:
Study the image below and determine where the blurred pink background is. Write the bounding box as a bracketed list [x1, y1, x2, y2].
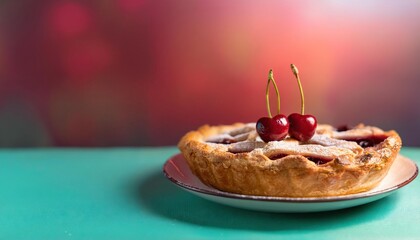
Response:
[0, 0, 419, 147]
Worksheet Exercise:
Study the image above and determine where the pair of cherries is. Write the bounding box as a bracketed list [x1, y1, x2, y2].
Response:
[256, 65, 317, 142]
[257, 113, 317, 142]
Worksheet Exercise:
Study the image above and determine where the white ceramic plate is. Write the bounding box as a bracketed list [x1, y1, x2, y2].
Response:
[163, 154, 418, 212]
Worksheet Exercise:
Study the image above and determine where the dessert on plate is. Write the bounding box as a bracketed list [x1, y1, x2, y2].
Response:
[178, 65, 402, 197]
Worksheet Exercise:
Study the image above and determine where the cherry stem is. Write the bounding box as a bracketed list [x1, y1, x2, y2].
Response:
[291, 64, 305, 115]
[265, 69, 281, 118]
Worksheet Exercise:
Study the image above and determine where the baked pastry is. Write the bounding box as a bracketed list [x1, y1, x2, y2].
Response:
[178, 123, 402, 197]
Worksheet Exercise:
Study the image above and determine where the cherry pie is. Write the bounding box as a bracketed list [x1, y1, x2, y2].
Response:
[178, 123, 402, 197]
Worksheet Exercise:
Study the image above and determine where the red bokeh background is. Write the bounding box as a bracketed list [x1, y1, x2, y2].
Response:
[0, 0, 420, 147]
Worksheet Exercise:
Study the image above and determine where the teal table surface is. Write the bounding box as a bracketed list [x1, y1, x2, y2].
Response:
[1, 147, 419, 240]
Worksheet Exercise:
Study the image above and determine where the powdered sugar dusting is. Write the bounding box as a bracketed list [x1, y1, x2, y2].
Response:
[204, 123, 388, 159]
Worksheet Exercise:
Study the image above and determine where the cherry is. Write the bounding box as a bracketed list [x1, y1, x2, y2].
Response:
[288, 64, 317, 141]
[257, 114, 289, 142]
[256, 70, 289, 142]
[288, 113, 317, 141]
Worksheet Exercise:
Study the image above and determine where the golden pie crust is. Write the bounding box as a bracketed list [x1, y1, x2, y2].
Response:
[178, 123, 402, 197]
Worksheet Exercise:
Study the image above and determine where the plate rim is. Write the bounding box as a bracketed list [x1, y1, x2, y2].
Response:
[163, 153, 418, 203]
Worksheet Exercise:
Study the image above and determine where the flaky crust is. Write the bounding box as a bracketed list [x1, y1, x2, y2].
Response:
[178, 123, 402, 197]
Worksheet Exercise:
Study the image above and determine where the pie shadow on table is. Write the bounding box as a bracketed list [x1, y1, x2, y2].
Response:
[136, 171, 398, 232]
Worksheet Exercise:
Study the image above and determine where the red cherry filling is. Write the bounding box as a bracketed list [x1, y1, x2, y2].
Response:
[336, 125, 350, 132]
[342, 135, 388, 148]
[256, 114, 289, 142]
[288, 113, 317, 142]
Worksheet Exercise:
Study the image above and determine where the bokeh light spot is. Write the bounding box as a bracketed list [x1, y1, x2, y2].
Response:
[46, 1, 93, 38]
